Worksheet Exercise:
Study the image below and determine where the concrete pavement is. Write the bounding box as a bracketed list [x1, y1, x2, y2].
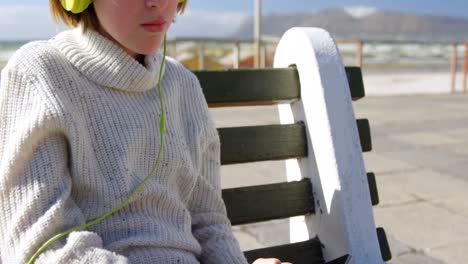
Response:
[210, 93, 468, 263]
[356, 94, 468, 264]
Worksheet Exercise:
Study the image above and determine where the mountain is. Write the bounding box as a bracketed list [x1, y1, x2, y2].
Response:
[231, 7, 468, 42]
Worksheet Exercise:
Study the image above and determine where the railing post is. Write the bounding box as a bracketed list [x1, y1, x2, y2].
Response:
[451, 43, 458, 94]
[254, 0, 262, 68]
[233, 42, 240, 69]
[198, 42, 205, 70]
[463, 43, 468, 93]
[356, 40, 363, 67]
[260, 43, 266, 68]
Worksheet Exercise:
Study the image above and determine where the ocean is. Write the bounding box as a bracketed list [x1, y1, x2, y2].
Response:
[0, 41, 28, 70]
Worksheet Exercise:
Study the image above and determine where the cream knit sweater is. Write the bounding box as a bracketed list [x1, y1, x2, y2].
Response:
[0, 28, 248, 264]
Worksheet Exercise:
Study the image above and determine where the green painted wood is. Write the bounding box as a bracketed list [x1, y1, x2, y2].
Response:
[367, 172, 380, 206]
[221, 173, 377, 223]
[345, 67, 365, 99]
[377, 228, 392, 262]
[218, 120, 371, 165]
[218, 123, 307, 165]
[195, 67, 300, 107]
[222, 179, 314, 226]
[194, 66, 365, 107]
[243, 237, 324, 264]
[357, 119, 372, 152]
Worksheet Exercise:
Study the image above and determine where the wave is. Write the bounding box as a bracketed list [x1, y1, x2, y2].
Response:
[0, 41, 27, 67]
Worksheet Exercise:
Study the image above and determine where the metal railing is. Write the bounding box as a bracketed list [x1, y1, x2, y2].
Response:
[167, 37, 468, 93]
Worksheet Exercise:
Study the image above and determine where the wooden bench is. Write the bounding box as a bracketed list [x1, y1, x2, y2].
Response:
[193, 27, 392, 264]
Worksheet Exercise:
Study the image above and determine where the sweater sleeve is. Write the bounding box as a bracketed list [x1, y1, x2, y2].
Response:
[0, 69, 130, 264]
[189, 136, 249, 264]
[186, 77, 248, 264]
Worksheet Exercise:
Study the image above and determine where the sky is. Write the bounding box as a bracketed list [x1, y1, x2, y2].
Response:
[1, 0, 468, 40]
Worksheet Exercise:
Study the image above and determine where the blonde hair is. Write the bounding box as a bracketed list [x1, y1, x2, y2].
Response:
[49, 0, 188, 31]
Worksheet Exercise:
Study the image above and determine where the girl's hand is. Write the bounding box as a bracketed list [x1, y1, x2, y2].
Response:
[252, 258, 292, 264]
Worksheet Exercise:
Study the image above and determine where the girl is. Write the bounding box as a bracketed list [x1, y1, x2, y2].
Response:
[0, 0, 289, 263]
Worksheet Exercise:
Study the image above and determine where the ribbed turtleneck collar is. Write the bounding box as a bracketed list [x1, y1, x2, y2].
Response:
[50, 27, 164, 93]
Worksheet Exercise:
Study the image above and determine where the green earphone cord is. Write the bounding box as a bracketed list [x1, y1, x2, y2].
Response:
[26, 35, 168, 264]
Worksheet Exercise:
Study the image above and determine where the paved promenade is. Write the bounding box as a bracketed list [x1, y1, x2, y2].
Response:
[210, 93, 468, 264]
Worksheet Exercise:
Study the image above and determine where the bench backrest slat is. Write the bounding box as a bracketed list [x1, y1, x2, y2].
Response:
[367, 172, 380, 206]
[222, 179, 314, 225]
[357, 119, 372, 152]
[194, 66, 365, 107]
[218, 119, 371, 165]
[243, 238, 324, 264]
[377, 228, 392, 262]
[218, 123, 307, 165]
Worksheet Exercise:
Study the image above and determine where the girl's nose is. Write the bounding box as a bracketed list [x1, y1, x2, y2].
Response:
[145, 0, 168, 9]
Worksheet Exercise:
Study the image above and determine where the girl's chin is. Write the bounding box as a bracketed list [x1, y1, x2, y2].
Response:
[136, 46, 162, 56]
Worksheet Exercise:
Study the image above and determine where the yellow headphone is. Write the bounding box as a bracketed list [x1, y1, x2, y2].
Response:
[61, 0, 186, 14]
[27, 1, 186, 263]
